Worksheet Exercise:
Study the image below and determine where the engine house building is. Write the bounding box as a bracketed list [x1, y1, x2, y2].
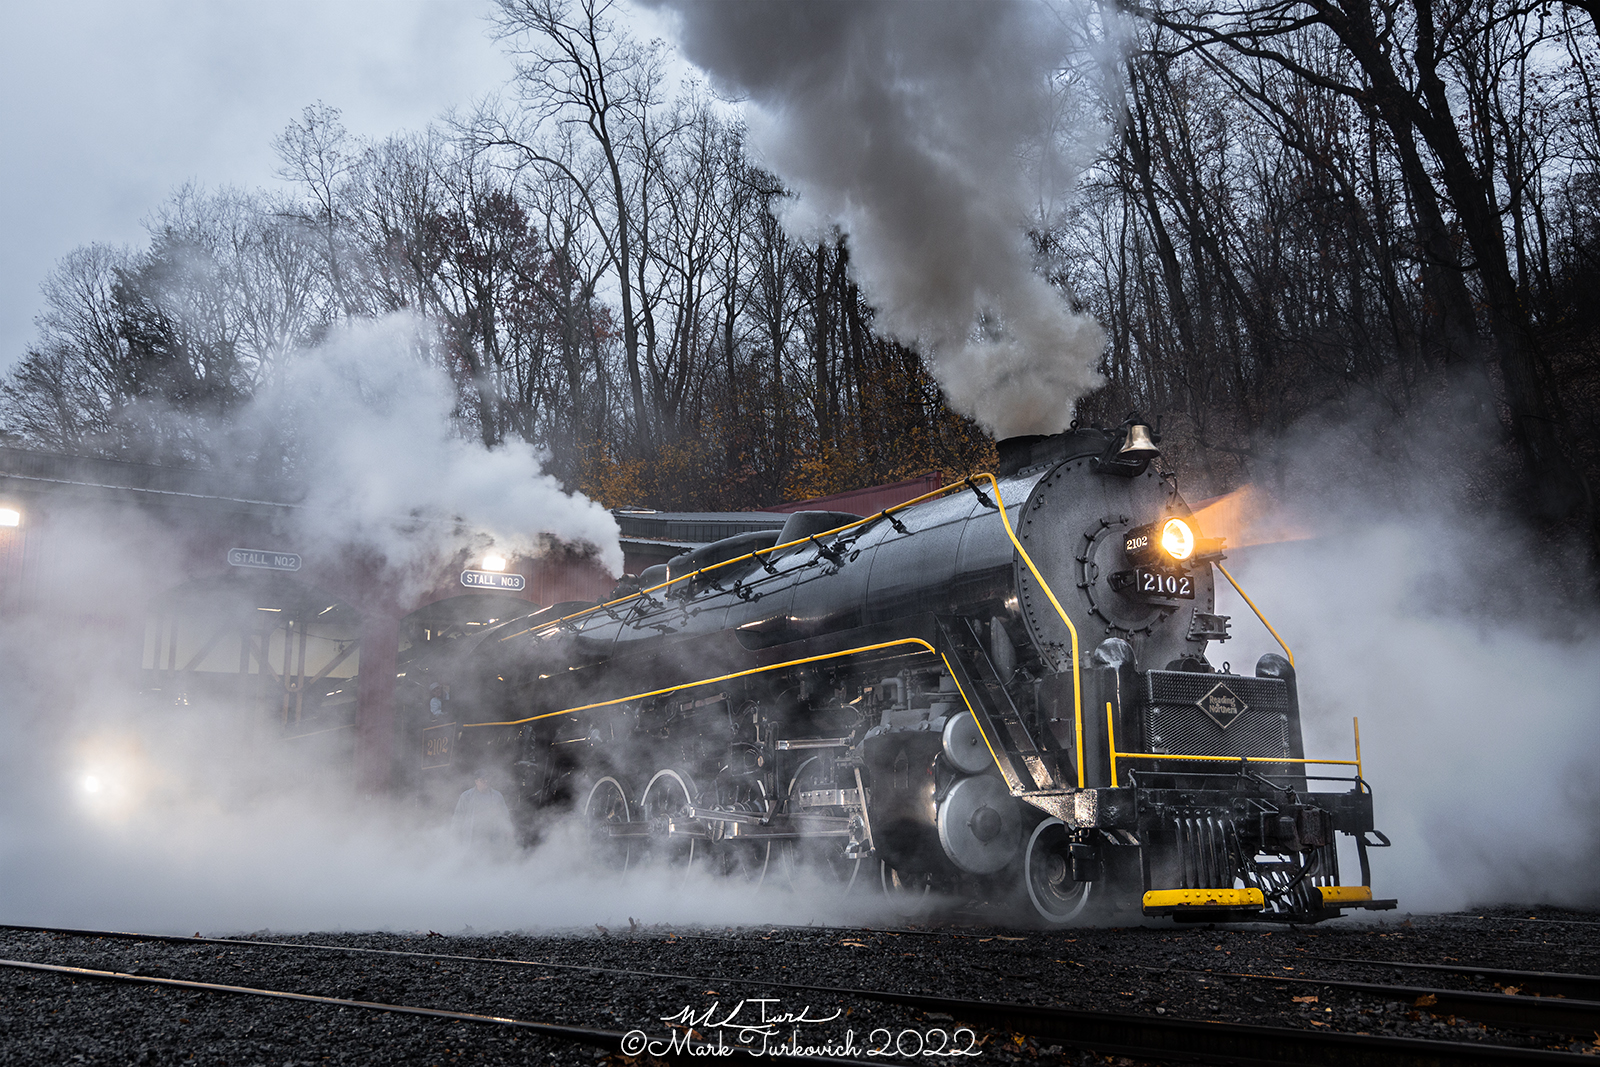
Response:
[0, 447, 937, 792]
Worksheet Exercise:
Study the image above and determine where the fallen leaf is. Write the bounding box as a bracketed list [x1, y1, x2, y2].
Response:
[1292, 996, 1318, 1004]
[1414, 994, 1438, 1008]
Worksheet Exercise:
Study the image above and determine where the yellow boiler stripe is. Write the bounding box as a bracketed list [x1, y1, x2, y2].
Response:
[463, 638, 939, 728]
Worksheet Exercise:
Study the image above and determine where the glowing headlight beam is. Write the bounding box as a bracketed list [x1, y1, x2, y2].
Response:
[482, 554, 507, 572]
[1160, 517, 1196, 561]
[82, 775, 102, 794]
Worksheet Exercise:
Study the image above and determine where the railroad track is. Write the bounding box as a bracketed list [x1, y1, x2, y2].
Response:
[1305, 955, 1600, 1000]
[1139, 964, 1600, 1036]
[3, 923, 1595, 1066]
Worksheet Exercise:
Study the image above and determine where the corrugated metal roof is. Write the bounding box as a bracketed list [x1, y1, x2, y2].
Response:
[760, 473, 943, 516]
[612, 510, 787, 544]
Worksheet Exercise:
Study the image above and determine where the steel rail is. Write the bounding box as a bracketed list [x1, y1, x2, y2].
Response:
[4, 925, 1587, 1066]
[836, 990, 1589, 1066]
[1153, 966, 1600, 1035]
[0, 956, 875, 1066]
[1455, 915, 1600, 929]
[1304, 957, 1600, 1001]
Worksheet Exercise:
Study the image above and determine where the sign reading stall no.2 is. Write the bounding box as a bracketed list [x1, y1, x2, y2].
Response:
[227, 547, 302, 572]
[461, 570, 526, 591]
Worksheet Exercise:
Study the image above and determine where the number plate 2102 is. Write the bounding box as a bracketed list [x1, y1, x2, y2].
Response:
[1134, 567, 1194, 599]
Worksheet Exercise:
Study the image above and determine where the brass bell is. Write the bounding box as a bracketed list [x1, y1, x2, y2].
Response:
[1118, 423, 1160, 459]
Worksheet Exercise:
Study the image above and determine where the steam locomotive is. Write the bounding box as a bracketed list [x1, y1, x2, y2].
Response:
[429, 422, 1393, 923]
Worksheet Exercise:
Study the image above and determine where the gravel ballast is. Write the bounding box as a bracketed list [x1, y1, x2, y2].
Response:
[3, 905, 1598, 1065]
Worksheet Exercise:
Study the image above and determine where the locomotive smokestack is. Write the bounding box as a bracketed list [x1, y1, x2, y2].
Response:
[996, 420, 1160, 478]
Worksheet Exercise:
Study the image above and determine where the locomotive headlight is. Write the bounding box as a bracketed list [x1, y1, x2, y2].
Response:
[1159, 518, 1195, 561]
[1124, 517, 1198, 564]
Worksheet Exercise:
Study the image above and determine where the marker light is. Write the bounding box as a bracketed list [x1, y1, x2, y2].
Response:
[82, 775, 102, 794]
[1160, 518, 1196, 561]
[482, 554, 507, 572]
[0, 508, 19, 527]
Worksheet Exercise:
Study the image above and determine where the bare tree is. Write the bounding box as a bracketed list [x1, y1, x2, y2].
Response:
[480, 0, 668, 452]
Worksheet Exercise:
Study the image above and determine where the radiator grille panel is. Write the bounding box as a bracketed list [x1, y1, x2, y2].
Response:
[1142, 671, 1292, 762]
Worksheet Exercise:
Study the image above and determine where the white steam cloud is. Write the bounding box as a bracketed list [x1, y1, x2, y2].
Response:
[649, 0, 1107, 438]
[8, 311, 1588, 931]
[0, 753, 892, 933]
[1211, 418, 1600, 914]
[0, 315, 894, 935]
[250, 313, 622, 584]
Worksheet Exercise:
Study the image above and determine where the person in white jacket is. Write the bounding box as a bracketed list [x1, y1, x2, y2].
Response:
[452, 773, 513, 852]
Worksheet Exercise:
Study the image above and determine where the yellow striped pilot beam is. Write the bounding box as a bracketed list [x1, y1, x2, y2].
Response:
[1142, 888, 1265, 912]
[1317, 885, 1374, 905]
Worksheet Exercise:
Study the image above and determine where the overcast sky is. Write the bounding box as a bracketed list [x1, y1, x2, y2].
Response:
[0, 0, 523, 374]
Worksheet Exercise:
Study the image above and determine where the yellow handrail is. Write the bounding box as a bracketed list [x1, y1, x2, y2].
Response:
[1106, 702, 1120, 787]
[940, 652, 1013, 789]
[494, 480, 970, 643]
[1215, 563, 1294, 667]
[1107, 716, 1366, 780]
[1110, 752, 1359, 766]
[462, 638, 940, 727]
[489, 470, 1089, 790]
[972, 474, 1086, 788]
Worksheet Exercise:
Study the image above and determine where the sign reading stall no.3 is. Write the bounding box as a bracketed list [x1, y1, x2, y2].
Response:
[461, 570, 526, 591]
[227, 547, 302, 572]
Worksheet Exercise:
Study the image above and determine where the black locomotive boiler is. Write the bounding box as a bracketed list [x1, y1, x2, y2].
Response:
[434, 422, 1394, 924]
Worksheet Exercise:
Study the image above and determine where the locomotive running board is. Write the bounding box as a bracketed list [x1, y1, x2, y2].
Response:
[602, 810, 854, 841]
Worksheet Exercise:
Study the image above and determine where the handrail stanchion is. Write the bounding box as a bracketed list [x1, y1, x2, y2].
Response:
[1216, 563, 1294, 667]
[1106, 703, 1119, 788]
